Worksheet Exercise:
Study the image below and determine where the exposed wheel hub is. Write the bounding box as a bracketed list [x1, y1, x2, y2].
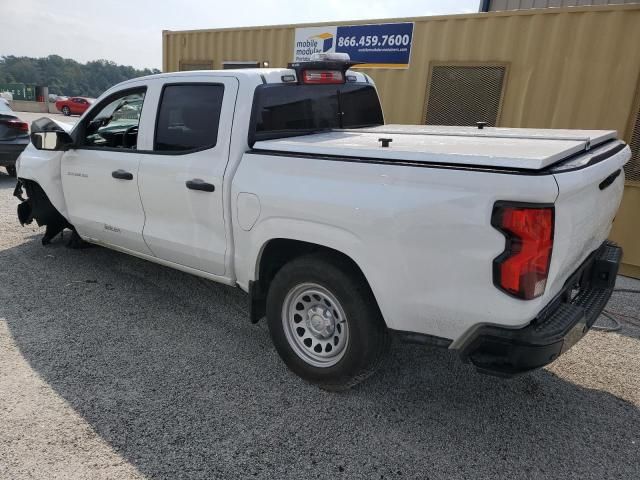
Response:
[307, 305, 335, 339]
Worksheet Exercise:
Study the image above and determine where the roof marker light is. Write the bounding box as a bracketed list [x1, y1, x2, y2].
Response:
[310, 52, 351, 62]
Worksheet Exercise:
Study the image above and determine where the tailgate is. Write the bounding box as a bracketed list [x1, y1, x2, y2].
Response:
[546, 142, 630, 296]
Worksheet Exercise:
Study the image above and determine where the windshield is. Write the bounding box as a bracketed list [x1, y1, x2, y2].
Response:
[251, 83, 383, 143]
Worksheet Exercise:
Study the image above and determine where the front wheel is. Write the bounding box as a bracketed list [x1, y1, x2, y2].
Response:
[61, 106, 70, 116]
[266, 253, 389, 391]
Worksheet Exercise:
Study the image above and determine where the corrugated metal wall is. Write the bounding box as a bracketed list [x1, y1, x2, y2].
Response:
[163, 26, 293, 77]
[163, 4, 640, 277]
[485, 0, 639, 12]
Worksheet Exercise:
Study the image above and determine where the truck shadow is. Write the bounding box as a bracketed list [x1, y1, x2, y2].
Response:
[1, 227, 639, 479]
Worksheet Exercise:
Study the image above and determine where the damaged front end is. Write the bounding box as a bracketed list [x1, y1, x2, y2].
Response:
[14, 116, 84, 247]
[14, 179, 76, 245]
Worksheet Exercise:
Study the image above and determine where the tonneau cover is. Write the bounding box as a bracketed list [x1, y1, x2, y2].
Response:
[253, 125, 617, 171]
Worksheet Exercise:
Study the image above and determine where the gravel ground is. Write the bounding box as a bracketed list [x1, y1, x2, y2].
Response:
[0, 171, 639, 479]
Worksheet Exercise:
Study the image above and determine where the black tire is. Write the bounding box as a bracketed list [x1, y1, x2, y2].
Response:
[6, 165, 17, 177]
[266, 253, 389, 391]
[62, 106, 70, 116]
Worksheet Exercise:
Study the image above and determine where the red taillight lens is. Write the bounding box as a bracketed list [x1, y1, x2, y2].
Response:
[302, 70, 344, 84]
[492, 203, 554, 300]
[1, 119, 29, 133]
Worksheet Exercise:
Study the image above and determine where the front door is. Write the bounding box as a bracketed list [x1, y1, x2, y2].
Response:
[137, 78, 238, 275]
[61, 86, 153, 255]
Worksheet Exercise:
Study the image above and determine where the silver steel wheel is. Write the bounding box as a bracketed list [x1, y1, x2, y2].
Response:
[282, 282, 349, 368]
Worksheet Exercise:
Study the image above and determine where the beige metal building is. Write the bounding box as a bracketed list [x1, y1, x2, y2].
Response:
[163, 4, 640, 277]
[480, 0, 638, 12]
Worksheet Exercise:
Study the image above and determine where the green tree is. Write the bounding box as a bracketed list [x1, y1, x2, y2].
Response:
[0, 55, 161, 98]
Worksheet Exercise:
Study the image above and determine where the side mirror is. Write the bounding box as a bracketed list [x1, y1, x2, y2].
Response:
[31, 131, 74, 151]
[30, 117, 74, 151]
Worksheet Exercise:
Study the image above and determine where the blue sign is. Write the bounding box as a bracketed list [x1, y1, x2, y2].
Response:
[335, 22, 414, 68]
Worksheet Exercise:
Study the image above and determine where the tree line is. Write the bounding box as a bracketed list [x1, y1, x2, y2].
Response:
[0, 55, 161, 98]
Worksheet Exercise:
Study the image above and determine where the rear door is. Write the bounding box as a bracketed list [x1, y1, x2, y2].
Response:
[61, 84, 153, 254]
[137, 77, 239, 275]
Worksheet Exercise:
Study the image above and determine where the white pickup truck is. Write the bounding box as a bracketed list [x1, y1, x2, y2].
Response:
[14, 55, 630, 390]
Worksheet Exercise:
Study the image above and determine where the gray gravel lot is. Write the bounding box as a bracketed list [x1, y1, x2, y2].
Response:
[0, 170, 639, 479]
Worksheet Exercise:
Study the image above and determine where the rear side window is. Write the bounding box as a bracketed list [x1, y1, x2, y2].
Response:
[154, 84, 224, 152]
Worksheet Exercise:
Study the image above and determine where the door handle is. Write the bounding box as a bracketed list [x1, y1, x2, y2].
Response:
[112, 169, 134, 180]
[186, 179, 215, 192]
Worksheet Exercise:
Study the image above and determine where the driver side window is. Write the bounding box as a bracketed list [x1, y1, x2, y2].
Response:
[82, 88, 146, 150]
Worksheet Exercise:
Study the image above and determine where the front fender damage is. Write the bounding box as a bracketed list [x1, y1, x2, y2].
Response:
[14, 179, 84, 247]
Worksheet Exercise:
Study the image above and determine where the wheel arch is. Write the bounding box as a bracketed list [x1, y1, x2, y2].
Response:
[248, 236, 387, 328]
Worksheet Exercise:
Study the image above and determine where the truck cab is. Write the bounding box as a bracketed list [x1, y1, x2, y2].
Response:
[19, 63, 378, 277]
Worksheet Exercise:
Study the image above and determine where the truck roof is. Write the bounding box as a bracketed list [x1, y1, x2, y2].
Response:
[114, 68, 370, 87]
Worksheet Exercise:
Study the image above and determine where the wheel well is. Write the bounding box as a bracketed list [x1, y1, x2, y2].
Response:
[15, 179, 73, 245]
[249, 239, 373, 323]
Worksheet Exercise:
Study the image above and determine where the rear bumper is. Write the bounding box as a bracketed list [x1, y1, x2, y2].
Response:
[460, 241, 622, 377]
[0, 140, 29, 167]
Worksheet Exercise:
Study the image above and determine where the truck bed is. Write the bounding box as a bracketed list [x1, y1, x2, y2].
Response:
[252, 125, 617, 171]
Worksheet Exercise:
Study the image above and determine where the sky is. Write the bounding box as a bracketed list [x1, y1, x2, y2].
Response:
[0, 0, 478, 70]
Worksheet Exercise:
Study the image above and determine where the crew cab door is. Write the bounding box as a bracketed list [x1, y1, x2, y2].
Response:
[61, 85, 153, 255]
[137, 78, 239, 275]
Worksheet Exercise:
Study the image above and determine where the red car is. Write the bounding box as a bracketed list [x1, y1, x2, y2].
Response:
[55, 96, 95, 116]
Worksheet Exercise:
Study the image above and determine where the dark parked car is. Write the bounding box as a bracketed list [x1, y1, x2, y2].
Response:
[0, 101, 29, 177]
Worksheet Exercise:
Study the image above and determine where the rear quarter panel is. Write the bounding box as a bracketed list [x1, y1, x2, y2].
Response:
[548, 146, 629, 296]
[232, 153, 560, 343]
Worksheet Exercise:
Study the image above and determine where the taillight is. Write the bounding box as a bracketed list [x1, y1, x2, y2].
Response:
[0, 119, 29, 133]
[302, 70, 344, 84]
[492, 203, 554, 300]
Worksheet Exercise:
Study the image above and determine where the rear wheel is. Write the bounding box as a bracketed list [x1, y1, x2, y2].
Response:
[6, 165, 16, 177]
[266, 253, 389, 391]
[61, 106, 70, 116]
